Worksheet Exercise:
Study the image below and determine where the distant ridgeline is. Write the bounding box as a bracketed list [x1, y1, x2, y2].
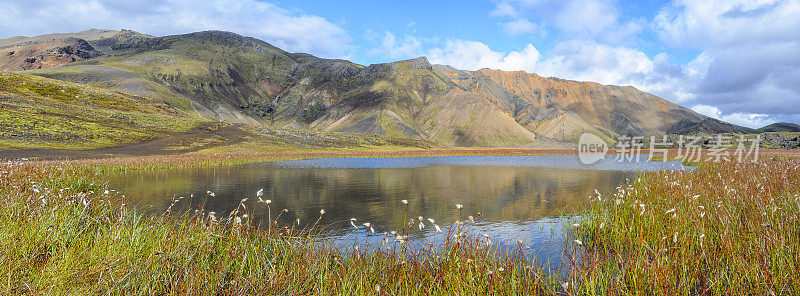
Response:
[2, 29, 798, 148]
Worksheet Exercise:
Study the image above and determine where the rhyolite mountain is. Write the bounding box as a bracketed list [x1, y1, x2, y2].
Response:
[757, 122, 800, 133]
[0, 29, 756, 147]
[0, 29, 151, 71]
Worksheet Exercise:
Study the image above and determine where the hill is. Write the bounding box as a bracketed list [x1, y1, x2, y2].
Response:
[0, 71, 200, 149]
[758, 122, 800, 133]
[0, 29, 763, 147]
[0, 29, 151, 71]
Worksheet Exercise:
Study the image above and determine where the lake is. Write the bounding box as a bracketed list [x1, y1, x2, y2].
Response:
[104, 155, 690, 270]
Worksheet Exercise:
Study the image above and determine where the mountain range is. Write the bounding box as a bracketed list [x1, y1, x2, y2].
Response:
[2, 29, 796, 148]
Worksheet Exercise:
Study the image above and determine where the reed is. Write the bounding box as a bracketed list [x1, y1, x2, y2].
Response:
[575, 160, 800, 294]
[0, 161, 561, 295]
[2, 151, 798, 295]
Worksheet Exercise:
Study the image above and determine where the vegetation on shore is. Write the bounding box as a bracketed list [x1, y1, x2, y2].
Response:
[0, 160, 561, 295]
[576, 159, 800, 294]
[0, 151, 799, 294]
[14, 148, 580, 173]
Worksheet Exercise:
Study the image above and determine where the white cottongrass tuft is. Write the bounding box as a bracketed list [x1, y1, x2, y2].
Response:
[455, 204, 463, 210]
[320, 209, 326, 215]
[363, 223, 375, 233]
[401, 200, 408, 205]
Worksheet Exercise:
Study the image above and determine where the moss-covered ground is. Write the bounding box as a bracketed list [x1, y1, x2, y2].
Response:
[0, 72, 200, 150]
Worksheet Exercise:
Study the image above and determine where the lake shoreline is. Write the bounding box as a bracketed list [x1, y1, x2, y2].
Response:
[100, 155, 652, 272]
[7, 147, 797, 170]
[1, 150, 798, 294]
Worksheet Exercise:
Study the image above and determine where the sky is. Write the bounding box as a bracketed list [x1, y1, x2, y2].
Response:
[2, 0, 799, 128]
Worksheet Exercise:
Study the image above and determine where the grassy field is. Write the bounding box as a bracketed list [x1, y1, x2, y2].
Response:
[574, 158, 800, 294]
[0, 72, 201, 150]
[0, 150, 799, 294]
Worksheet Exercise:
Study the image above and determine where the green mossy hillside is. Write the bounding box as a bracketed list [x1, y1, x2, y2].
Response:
[0, 72, 201, 150]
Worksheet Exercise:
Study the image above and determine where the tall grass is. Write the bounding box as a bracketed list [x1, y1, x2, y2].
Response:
[576, 160, 800, 294]
[0, 162, 561, 295]
[2, 152, 799, 294]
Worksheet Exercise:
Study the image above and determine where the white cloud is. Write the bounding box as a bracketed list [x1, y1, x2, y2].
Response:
[537, 41, 653, 84]
[425, 0, 800, 126]
[655, 0, 800, 48]
[427, 40, 540, 72]
[655, 0, 800, 118]
[490, 2, 519, 18]
[491, 0, 643, 42]
[0, 0, 352, 58]
[502, 19, 538, 36]
[370, 32, 423, 60]
[421, 37, 690, 103]
[691, 105, 775, 128]
[552, 0, 618, 35]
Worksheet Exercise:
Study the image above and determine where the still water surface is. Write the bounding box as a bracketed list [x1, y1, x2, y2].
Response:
[104, 155, 689, 269]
